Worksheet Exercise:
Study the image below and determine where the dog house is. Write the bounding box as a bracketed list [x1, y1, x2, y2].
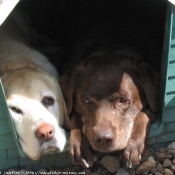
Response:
[0, 0, 175, 172]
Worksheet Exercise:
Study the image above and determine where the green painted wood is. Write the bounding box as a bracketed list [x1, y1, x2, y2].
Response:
[163, 3, 174, 121]
[166, 79, 175, 93]
[171, 39, 175, 45]
[0, 158, 19, 169]
[0, 111, 6, 120]
[7, 148, 19, 158]
[164, 106, 175, 122]
[169, 47, 175, 61]
[172, 29, 175, 39]
[41, 154, 56, 163]
[18, 157, 33, 166]
[31, 159, 41, 165]
[54, 152, 73, 168]
[166, 122, 175, 132]
[155, 2, 174, 140]
[0, 134, 16, 150]
[147, 137, 157, 145]
[163, 124, 167, 133]
[172, 6, 175, 30]
[32, 162, 55, 171]
[0, 150, 6, 159]
[0, 119, 13, 135]
[148, 142, 171, 150]
[19, 165, 32, 171]
[157, 131, 175, 143]
[146, 6, 173, 137]
[165, 94, 175, 107]
[148, 120, 164, 137]
[0, 110, 8, 120]
[167, 63, 175, 77]
[0, 81, 9, 120]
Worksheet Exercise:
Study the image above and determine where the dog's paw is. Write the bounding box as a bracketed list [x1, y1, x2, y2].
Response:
[69, 129, 97, 168]
[81, 134, 98, 167]
[69, 128, 86, 166]
[122, 140, 145, 168]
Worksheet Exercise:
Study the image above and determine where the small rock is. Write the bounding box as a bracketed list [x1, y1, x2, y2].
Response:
[39, 169, 47, 172]
[92, 166, 102, 174]
[100, 156, 120, 173]
[82, 168, 91, 175]
[51, 169, 63, 173]
[64, 166, 80, 172]
[8, 169, 19, 172]
[142, 170, 149, 175]
[128, 169, 135, 175]
[157, 148, 167, 153]
[141, 150, 151, 162]
[150, 166, 157, 173]
[18, 169, 27, 175]
[90, 173, 99, 175]
[169, 150, 175, 158]
[164, 168, 174, 175]
[172, 159, 175, 164]
[154, 173, 163, 175]
[170, 164, 175, 172]
[157, 163, 165, 174]
[136, 161, 153, 174]
[115, 168, 129, 175]
[147, 149, 155, 154]
[163, 159, 172, 167]
[148, 156, 156, 166]
[128, 169, 136, 175]
[101, 169, 111, 175]
[157, 153, 172, 162]
[167, 142, 175, 150]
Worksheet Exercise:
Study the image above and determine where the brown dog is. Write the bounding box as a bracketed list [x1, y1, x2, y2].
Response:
[61, 45, 159, 168]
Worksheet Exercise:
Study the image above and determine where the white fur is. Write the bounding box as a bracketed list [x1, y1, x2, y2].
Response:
[0, 9, 70, 160]
[8, 95, 66, 160]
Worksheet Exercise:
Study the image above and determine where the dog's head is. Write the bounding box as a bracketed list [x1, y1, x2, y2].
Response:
[61, 51, 159, 152]
[1, 66, 69, 160]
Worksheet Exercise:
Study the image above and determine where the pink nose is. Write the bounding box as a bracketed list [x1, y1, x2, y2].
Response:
[35, 123, 55, 141]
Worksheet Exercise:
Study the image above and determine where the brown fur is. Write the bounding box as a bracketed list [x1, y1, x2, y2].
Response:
[61, 49, 159, 167]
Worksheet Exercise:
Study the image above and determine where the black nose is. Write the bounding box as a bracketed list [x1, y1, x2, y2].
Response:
[95, 132, 114, 146]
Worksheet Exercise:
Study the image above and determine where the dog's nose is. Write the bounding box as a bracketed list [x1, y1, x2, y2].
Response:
[35, 123, 55, 141]
[95, 132, 113, 146]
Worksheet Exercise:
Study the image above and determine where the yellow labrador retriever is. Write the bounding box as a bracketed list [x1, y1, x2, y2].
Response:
[0, 9, 70, 160]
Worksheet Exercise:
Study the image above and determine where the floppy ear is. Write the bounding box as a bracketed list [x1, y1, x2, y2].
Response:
[60, 65, 83, 115]
[137, 63, 159, 113]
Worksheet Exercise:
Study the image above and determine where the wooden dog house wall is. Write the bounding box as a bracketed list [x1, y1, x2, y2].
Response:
[0, 0, 174, 171]
[147, 2, 175, 149]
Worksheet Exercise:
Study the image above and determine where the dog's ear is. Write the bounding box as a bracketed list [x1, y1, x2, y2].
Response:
[136, 63, 159, 113]
[60, 64, 84, 115]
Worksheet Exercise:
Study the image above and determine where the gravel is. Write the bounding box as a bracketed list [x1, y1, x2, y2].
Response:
[7, 142, 175, 175]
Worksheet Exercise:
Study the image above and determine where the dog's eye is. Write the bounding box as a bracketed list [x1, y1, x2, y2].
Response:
[119, 97, 128, 104]
[42, 96, 55, 106]
[84, 100, 91, 104]
[84, 99, 95, 104]
[9, 106, 23, 115]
